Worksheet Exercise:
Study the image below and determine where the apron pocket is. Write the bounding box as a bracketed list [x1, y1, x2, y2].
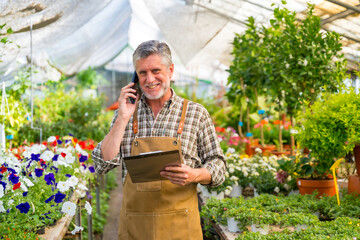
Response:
[154, 209, 190, 240]
[136, 181, 162, 191]
[126, 212, 155, 240]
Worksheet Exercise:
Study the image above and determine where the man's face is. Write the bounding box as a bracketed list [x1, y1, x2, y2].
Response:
[135, 54, 174, 101]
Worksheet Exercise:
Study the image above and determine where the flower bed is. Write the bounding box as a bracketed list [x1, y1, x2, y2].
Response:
[208, 149, 294, 197]
[0, 135, 96, 239]
[201, 193, 360, 239]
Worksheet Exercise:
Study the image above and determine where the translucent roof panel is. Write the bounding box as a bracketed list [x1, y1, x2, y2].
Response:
[0, 0, 359, 87]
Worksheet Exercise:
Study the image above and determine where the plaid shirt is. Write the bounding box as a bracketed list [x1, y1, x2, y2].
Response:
[91, 90, 226, 187]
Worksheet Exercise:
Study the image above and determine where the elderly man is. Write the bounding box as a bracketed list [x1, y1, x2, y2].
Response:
[92, 40, 226, 240]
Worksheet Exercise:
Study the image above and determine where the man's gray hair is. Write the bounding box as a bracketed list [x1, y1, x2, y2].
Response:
[133, 40, 172, 68]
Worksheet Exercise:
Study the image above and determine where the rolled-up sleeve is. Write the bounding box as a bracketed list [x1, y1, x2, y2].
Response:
[198, 110, 227, 187]
[91, 110, 122, 175]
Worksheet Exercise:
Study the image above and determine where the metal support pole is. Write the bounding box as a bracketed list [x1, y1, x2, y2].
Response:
[87, 179, 93, 240]
[75, 200, 82, 240]
[96, 179, 101, 216]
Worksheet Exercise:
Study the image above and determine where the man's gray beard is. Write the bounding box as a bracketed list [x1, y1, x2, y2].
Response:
[140, 82, 170, 100]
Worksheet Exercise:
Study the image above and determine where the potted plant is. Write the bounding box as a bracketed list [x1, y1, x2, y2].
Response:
[295, 88, 360, 196]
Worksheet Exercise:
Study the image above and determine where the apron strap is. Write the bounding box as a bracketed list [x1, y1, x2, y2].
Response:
[133, 101, 140, 134]
[132, 98, 189, 135]
[177, 99, 188, 135]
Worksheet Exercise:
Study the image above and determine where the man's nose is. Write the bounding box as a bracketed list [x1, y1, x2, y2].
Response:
[146, 72, 155, 82]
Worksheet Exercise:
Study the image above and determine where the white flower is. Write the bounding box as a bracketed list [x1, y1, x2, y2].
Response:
[8, 199, 14, 206]
[74, 189, 86, 198]
[65, 154, 76, 164]
[226, 148, 235, 154]
[67, 176, 79, 188]
[230, 176, 239, 181]
[0, 186, 3, 198]
[290, 129, 298, 134]
[229, 168, 235, 174]
[0, 200, 5, 212]
[303, 59, 308, 66]
[77, 183, 88, 191]
[225, 172, 229, 178]
[62, 201, 76, 216]
[284, 184, 290, 191]
[252, 171, 259, 177]
[47, 136, 57, 142]
[255, 148, 262, 154]
[85, 201, 92, 215]
[20, 182, 28, 192]
[224, 189, 231, 196]
[75, 143, 83, 152]
[23, 177, 34, 187]
[285, 63, 290, 69]
[40, 150, 55, 161]
[57, 181, 70, 193]
[274, 186, 280, 193]
[71, 225, 84, 235]
[243, 171, 249, 177]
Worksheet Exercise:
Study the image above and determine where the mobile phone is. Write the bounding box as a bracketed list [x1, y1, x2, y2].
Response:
[129, 71, 139, 104]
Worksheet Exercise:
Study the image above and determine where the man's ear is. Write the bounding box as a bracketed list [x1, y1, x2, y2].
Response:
[169, 64, 174, 79]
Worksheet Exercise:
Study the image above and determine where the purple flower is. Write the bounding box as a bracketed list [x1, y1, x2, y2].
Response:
[16, 202, 30, 214]
[8, 173, 19, 184]
[79, 155, 88, 163]
[65, 174, 72, 178]
[0, 180, 6, 190]
[86, 191, 93, 199]
[23, 192, 28, 197]
[68, 133, 74, 136]
[35, 168, 44, 177]
[89, 166, 95, 173]
[57, 139, 63, 144]
[45, 195, 55, 203]
[54, 192, 66, 203]
[7, 167, 16, 174]
[0, 174, 3, 180]
[50, 166, 59, 173]
[31, 153, 41, 161]
[44, 173, 55, 185]
[52, 154, 59, 161]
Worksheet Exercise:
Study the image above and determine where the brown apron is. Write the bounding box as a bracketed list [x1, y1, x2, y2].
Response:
[118, 99, 203, 240]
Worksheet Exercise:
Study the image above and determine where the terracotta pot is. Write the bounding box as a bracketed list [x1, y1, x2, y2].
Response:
[271, 150, 290, 157]
[348, 175, 360, 194]
[353, 144, 360, 175]
[296, 178, 336, 198]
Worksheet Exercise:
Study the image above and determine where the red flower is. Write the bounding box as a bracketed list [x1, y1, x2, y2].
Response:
[0, 167, 7, 173]
[61, 152, 66, 158]
[215, 127, 226, 133]
[13, 182, 21, 191]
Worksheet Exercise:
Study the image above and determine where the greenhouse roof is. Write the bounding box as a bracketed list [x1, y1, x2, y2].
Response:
[0, 0, 359, 85]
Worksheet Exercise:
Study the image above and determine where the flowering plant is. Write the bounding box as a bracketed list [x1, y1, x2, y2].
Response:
[0, 135, 96, 238]
[215, 126, 246, 153]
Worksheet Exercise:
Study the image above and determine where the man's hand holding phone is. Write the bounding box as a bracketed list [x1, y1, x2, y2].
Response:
[117, 71, 139, 122]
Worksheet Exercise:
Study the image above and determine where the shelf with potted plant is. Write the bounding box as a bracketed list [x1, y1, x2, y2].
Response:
[201, 192, 360, 238]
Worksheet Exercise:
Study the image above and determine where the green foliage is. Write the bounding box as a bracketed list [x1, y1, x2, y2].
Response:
[16, 85, 112, 144]
[76, 67, 105, 90]
[227, 3, 347, 129]
[295, 88, 360, 179]
[201, 193, 360, 239]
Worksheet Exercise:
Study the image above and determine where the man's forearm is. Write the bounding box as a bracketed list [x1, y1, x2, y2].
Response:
[194, 168, 212, 185]
[101, 119, 128, 161]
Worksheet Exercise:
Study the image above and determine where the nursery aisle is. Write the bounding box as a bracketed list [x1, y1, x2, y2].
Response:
[102, 168, 123, 240]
